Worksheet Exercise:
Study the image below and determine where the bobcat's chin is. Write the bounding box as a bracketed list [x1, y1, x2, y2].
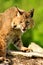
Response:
[21, 28, 27, 33]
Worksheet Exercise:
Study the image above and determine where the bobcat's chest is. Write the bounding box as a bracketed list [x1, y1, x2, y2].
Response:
[5, 29, 22, 46]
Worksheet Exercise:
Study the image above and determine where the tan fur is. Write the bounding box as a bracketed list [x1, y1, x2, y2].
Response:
[0, 7, 34, 57]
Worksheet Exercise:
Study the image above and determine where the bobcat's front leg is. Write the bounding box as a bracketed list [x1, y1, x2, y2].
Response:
[16, 39, 33, 52]
[14, 29, 33, 52]
[20, 41, 33, 52]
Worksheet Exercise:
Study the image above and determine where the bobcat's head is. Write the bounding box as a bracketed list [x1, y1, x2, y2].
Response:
[11, 7, 34, 32]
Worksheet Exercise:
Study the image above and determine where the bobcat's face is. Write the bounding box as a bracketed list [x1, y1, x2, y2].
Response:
[11, 8, 34, 32]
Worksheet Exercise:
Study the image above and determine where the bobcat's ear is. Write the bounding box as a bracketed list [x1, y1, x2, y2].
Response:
[17, 7, 24, 15]
[28, 9, 34, 18]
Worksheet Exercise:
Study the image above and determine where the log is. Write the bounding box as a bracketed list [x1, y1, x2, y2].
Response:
[0, 43, 43, 65]
[0, 51, 43, 65]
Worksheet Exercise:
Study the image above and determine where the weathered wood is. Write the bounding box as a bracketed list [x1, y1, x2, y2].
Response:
[0, 51, 43, 65]
[12, 55, 43, 65]
[0, 43, 43, 65]
[11, 51, 43, 57]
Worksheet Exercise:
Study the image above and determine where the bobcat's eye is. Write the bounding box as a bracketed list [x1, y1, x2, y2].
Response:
[26, 21, 30, 25]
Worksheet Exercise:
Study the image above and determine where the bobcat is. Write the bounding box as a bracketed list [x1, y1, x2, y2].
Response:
[0, 7, 34, 57]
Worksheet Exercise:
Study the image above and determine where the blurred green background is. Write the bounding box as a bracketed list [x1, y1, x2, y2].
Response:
[0, 0, 43, 49]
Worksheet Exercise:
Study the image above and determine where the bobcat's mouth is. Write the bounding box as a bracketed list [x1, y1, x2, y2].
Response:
[21, 28, 27, 33]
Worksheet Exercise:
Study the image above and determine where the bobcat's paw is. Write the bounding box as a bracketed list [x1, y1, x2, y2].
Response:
[21, 47, 33, 52]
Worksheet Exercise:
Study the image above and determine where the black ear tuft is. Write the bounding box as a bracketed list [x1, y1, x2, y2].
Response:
[17, 7, 24, 15]
[29, 9, 34, 17]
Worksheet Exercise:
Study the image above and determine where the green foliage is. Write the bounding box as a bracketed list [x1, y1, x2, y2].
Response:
[0, 0, 43, 49]
[22, 29, 33, 47]
[8, 43, 19, 50]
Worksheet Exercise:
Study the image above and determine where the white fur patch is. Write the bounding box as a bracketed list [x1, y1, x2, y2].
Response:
[21, 29, 24, 33]
[17, 12, 20, 17]
[11, 22, 14, 28]
[17, 25, 20, 28]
